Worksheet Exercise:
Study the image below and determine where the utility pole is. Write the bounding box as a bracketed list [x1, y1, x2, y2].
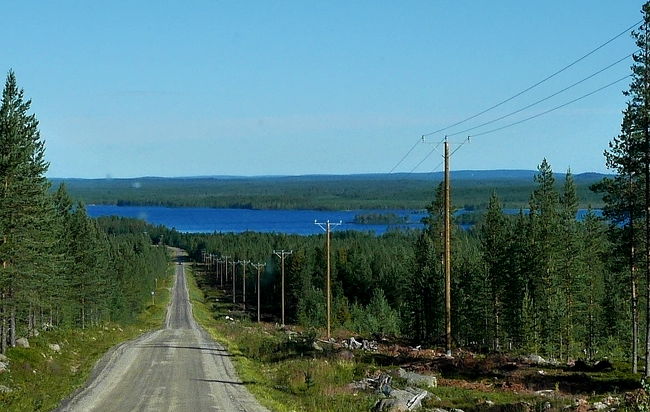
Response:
[252, 263, 266, 323]
[444, 138, 452, 356]
[273, 250, 293, 326]
[216, 259, 223, 288]
[237, 260, 251, 308]
[231, 260, 237, 304]
[315, 220, 342, 339]
[223, 255, 230, 289]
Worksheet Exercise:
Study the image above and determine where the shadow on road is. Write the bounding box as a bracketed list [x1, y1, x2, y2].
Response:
[191, 378, 253, 385]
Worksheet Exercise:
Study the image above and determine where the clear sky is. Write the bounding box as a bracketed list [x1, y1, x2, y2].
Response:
[0, 1, 644, 178]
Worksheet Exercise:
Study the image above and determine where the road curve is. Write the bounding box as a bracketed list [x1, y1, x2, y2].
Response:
[56, 262, 270, 412]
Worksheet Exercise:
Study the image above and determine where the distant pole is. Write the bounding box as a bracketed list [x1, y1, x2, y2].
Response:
[444, 138, 452, 356]
[237, 260, 251, 308]
[223, 256, 230, 289]
[315, 220, 342, 339]
[252, 263, 266, 323]
[273, 250, 293, 326]
[232, 260, 237, 304]
[216, 259, 223, 288]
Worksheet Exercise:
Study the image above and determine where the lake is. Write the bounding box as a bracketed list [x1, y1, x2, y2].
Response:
[87, 205, 427, 235]
[86, 205, 603, 236]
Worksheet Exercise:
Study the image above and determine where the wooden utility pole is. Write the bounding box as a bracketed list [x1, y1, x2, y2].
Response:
[217, 259, 223, 288]
[231, 260, 237, 304]
[237, 260, 250, 308]
[315, 220, 342, 339]
[444, 138, 452, 356]
[252, 263, 266, 323]
[223, 256, 230, 297]
[273, 250, 292, 326]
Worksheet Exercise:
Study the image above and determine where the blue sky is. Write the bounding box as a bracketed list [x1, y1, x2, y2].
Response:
[0, 1, 643, 177]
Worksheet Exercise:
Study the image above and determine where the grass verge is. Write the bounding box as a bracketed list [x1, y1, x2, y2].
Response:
[0, 264, 175, 412]
[186, 266, 379, 412]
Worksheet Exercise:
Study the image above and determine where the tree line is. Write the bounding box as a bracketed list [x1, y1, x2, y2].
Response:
[0, 71, 169, 353]
[172, 163, 616, 362]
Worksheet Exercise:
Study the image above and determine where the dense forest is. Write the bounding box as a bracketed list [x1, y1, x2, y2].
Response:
[51, 172, 606, 211]
[166, 163, 617, 362]
[0, 72, 169, 353]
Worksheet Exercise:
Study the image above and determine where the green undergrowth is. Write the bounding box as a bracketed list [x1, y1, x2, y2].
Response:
[186, 267, 379, 412]
[0, 264, 174, 412]
[187, 268, 650, 412]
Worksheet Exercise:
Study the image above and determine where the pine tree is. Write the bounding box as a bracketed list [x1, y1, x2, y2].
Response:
[0, 71, 54, 351]
[479, 192, 510, 350]
[596, 2, 650, 374]
[528, 159, 561, 356]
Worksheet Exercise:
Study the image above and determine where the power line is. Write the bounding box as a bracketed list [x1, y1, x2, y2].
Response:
[389, 138, 421, 173]
[469, 74, 631, 138]
[447, 51, 637, 137]
[421, 19, 642, 138]
[409, 140, 444, 173]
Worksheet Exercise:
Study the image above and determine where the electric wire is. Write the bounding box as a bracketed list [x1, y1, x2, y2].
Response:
[389, 19, 641, 173]
[409, 140, 444, 173]
[421, 19, 642, 138]
[446, 51, 637, 137]
[388, 138, 421, 173]
[469, 74, 631, 138]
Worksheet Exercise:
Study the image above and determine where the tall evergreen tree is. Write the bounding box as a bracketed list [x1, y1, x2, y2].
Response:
[596, 2, 650, 374]
[0, 71, 55, 351]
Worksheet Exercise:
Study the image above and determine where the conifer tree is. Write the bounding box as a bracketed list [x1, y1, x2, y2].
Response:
[0, 71, 54, 351]
[596, 2, 650, 374]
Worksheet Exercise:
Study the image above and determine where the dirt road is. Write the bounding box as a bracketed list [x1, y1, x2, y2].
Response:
[57, 262, 270, 412]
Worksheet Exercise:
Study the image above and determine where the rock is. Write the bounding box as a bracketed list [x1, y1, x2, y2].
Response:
[16, 337, 29, 348]
[592, 402, 608, 410]
[0, 361, 8, 373]
[450, 409, 465, 412]
[373, 398, 402, 412]
[543, 402, 552, 410]
[312, 341, 323, 351]
[362, 339, 379, 351]
[524, 354, 547, 365]
[373, 387, 429, 411]
[0, 353, 8, 362]
[346, 337, 363, 350]
[0, 384, 12, 393]
[397, 368, 437, 388]
[536, 389, 555, 396]
[48, 343, 61, 353]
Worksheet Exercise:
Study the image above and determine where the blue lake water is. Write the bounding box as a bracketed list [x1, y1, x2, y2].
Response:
[87, 205, 428, 235]
[86, 205, 603, 236]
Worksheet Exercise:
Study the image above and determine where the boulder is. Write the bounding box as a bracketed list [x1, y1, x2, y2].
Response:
[16, 337, 29, 348]
[592, 402, 608, 410]
[523, 354, 547, 365]
[0, 353, 8, 362]
[373, 387, 429, 411]
[397, 368, 437, 388]
[0, 361, 8, 373]
[48, 343, 61, 353]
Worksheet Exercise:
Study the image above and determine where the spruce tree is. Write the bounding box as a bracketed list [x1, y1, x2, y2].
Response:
[0, 71, 54, 351]
[597, 2, 650, 374]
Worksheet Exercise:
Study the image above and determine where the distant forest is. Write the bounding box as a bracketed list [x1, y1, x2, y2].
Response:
[51, 171, 606, 211]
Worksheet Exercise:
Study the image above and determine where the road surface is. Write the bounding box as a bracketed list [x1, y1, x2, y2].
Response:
[57, 262, 270, 412]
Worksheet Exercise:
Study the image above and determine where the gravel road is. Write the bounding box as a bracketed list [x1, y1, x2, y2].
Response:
[56, 262, 270, 412]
